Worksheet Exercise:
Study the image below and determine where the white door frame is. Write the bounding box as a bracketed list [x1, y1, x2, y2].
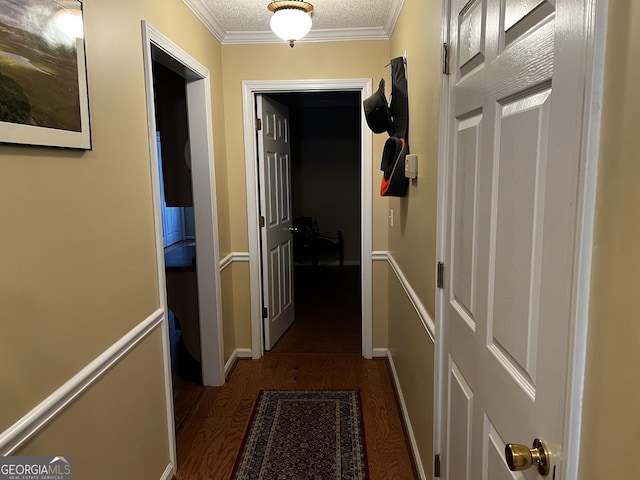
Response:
[242, 79, 373, 359]
[433, 1, 609, 478]
[142, 21, 225, 476]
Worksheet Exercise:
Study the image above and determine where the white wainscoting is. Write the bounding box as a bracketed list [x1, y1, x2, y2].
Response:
[373, 251, 435, 341]
[0, 309, 165, 456]
[160, 462, 175, 480]
[372, 250, 434, 479]
[220, 252, 250, 271]
[0, 252, 279, 468]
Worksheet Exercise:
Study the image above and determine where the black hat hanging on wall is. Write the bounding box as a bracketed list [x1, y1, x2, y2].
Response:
[363, 56, 410, 197]
[363, 79, 392, 135]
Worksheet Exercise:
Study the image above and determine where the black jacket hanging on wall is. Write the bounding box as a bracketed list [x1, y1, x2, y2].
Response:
[363, 56, 410, 197]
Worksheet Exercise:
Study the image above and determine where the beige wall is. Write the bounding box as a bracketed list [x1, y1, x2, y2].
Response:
[384, 0, 443, 475]
[231, 262, 253, 349]
[373, 260, 389, 348]
[579, 2, 640, 478]
[0, 0, 226, 475]
[17, 328, 170, 480]
[388, 271, 435, 475]
[221, 267, 236, 362]
[388, 0, 442, 317]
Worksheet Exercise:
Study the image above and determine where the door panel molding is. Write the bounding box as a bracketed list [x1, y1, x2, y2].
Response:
[242, 79, 373, 359]
[434, 1, 608, 479]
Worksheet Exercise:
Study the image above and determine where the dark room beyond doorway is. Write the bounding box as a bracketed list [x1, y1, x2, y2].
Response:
[266, 91, 362, 354]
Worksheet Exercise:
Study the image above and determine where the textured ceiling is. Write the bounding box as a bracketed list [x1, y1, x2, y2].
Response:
[182, 0, 403, 44]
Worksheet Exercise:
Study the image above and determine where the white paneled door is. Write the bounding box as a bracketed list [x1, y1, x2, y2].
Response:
[257, 95, 295, 350]
[442, 0, 592, 478]
[157, 132, 185, 248]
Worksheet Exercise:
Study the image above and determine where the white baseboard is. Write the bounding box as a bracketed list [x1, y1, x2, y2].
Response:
[224, 350, 238, 379]
[386, 350, 428, 480]
[0, 309, 165, 455]
[236, 348, 253, 358]
[159, 461, 175, 480]
[224, 348, 253, 379]
[372, 348, 389, 358]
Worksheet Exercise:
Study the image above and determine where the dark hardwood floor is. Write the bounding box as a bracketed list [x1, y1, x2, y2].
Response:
[170, 266, 416, 479]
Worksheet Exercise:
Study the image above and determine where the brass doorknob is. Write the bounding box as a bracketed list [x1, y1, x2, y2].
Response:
[505, 438, 550, 476]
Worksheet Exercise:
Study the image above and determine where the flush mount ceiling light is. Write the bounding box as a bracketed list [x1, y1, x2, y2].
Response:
[267, 0, 314, 48]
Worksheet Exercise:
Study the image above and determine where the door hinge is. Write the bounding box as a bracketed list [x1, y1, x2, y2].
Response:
[442, 43, 451, 75]
[259, 215, 265, 228]
[434, 454, 441, 477]
[437, 262, 445, 289]
[262, 307, 268, 319]
[255, 118, 262, 131]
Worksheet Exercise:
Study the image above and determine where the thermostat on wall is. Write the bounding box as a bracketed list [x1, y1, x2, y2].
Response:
[405, 154, 418, 179]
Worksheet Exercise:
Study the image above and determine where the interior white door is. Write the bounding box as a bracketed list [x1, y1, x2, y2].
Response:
[157, 132, 185, 247]
[442, 0, 589, 478]
[257, 95, 295, 350]
[162, 206, 184, 247]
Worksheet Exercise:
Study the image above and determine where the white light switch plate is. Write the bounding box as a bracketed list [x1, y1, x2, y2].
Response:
[405, 154, 418, 179]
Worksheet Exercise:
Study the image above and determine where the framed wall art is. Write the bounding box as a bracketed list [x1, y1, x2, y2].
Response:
[0, 0, 91, 149]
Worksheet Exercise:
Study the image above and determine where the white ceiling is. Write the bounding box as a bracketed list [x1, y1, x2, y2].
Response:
[182, 0, 404, 44]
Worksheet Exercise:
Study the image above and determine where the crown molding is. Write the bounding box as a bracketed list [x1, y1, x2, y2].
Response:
[304, 26, 390, 42]
[184, 0, 402, 45]
[385, 0, 405, 37]
[222, 26, 390, 45]
[182, 0, 225, 42]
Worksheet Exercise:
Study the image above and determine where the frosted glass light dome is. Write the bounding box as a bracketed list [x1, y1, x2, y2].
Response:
[270, 8, 312, 42]
[267, 1, 314, 47]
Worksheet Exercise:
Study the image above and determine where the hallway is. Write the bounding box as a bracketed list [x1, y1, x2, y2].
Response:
[174, 354, 416, 479]
[170, 265, 415, 478]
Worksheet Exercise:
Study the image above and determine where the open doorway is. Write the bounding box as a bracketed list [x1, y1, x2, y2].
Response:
[265, 92, 362, 354]
[241, 78, 373, 359]
[142, 24, 224, 386]
[141, 21, 225, 473]
[152, 62, 203, 396]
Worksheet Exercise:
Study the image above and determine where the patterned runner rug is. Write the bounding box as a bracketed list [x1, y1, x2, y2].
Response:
[232, 390, 368, 479]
